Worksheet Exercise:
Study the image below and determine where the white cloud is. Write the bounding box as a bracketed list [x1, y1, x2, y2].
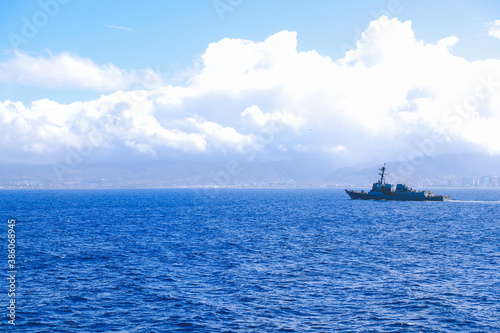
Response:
[188, 118, 254, 152]
[241, 105, 304, 129]
[105, 25, 134, 32]
[323, 145, 347, 154]
[0, 51, 158, 91]
[1, 16, 500, 164]
[488, 20, 500, 39]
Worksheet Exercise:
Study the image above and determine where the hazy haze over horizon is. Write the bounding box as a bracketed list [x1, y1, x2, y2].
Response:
[1, 1, 500, 184]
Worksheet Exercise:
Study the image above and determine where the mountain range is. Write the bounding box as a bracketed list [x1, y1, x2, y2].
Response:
[1, 153, 499, 188]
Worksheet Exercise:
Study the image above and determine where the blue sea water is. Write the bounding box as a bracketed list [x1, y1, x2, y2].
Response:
[0, 188, 499, 332]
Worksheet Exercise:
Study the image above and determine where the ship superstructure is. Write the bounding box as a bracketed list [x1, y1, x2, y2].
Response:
[345, 164, 450, 201]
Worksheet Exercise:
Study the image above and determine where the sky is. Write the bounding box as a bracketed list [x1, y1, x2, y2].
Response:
[1, 0, 500, 169]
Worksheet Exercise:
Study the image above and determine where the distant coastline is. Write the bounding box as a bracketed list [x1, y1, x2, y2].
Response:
[2, 184, 499, 190]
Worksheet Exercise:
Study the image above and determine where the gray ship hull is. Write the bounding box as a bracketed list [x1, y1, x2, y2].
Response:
[346, 190, 450, 201]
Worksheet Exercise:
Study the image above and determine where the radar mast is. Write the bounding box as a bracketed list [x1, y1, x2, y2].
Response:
[378, 163, 387, 184]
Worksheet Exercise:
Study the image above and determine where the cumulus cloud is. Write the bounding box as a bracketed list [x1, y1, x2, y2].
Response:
[0, 51, 159, 91]
[1, 16, 500, 165]
[241, 105, 303, 129]
[488, 20, 500, 39]
[0, 89, 256, 163]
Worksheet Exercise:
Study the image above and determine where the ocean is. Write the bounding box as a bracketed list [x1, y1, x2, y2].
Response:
[0, 188, 499, 332]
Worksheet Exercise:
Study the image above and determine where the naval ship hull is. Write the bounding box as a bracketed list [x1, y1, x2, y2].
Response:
[345, 190, 450, 201]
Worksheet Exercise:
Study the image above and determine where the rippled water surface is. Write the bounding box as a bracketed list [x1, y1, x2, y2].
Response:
[0, 188, 499, 332]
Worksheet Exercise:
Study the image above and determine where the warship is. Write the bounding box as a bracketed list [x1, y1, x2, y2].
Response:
[345, 164, 451, 201]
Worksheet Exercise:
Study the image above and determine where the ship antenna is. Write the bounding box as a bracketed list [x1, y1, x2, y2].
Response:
[379, 163, 386, 184]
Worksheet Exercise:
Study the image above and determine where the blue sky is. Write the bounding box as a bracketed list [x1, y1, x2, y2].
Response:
[1, 0, 500, 169]
[2, 0, 499, 103]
